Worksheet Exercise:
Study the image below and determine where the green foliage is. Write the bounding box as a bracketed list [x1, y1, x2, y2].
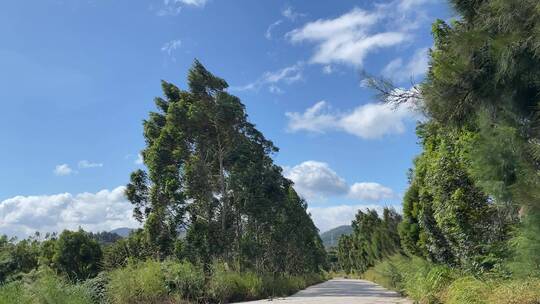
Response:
[336, 208, 402, 274]
[161, 260, 205, 301]
[0, 269, 94, 304]
[0, 235, 40, 284]
[107, 260, 169, 304]
[208, 263, 263, 303]
[53, 230, 103, 281]
[0, 281, 32, 304]
[127, 60, 326, 273]
[102, 229, 154, 270]
[362, 255, 540, 304]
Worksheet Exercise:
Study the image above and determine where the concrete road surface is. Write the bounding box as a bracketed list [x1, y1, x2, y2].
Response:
[237, 278, 412, 304]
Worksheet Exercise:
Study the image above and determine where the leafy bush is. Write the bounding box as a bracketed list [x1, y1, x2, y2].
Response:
[53, 230, 103, 281]
[488, 278, 540, 304]
[82, 272, 110, 304]
[161, 259, 205, 301]
[443, 276, 490, 304]
[29, 270, 94, 304]
[208, 263, 262, 302]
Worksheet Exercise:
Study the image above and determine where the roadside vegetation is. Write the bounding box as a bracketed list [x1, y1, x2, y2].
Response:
[334, 0, 540, 303]
[0, 61, 327, 303]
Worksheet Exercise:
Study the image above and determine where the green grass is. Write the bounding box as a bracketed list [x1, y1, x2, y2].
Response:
[0, 260, 326, 304]
[0, 269, 94, 304]
[358, 254, 540, 304]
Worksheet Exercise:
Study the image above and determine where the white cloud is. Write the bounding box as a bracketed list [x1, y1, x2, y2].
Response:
[78, 160, 103, 169]
[177, 0, 207, 7]
[286, 8, 407, 67]
[231, 62, 303, 93]
[0, 187, 139, 239]
[54, 164, 74, 176]
[157, 0, 207, 16]
[349, 182, 395, 201]
[284, 161, 348, 200]
[286, 91, 421, 139]
[161, 39, 182, 57]
[286, 1, 435, 67]
[283, 160, 396, 205]
[322, 65, 334, 74]
[308, 204, 400, 233]
[286, 101, 337, 133]
[135, 153, 144, 165]
[382, 47, 429, 83]
[265, 20, 283, 40]
[282, 6, 305, 21]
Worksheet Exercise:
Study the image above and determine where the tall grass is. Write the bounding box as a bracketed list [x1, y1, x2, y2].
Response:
[361, 254, 540, 304]
[0, 260, 325, 304]
[0, 269, 94, 304]
[107, 260, 170, 304]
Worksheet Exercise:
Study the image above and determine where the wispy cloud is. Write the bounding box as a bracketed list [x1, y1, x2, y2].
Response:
[282, 6, 306, 21]
[161, 39, 182, 62]
[231, 62, 304, 94]
[78, 160, 103, 169]
[265, 20, 283, 40]
[286, 0, 434, 67]
[157, 0, 208, 16]
[382, 47, 429, 83]
[135, 153, 143, 165]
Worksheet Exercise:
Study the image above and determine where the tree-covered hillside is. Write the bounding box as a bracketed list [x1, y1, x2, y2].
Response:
[320, 225, 352, 248]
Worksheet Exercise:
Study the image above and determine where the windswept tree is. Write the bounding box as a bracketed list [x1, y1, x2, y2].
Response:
[126, 60, 326, 273]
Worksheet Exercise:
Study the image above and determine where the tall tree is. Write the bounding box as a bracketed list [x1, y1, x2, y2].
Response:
[127, 60, 326, 273]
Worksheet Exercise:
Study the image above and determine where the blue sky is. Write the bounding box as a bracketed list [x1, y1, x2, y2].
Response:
[0, 0, 452, 237]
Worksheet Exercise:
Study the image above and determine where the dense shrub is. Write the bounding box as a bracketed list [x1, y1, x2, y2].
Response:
[53, 230, 103, 281]
[107, 260, 169, 304]
[0, 281, 32, 304]
[161, 260, 205, 301]
[208, 263, 263, 302]
[362, 255, 540, 304]
[0, 269, 94, 304]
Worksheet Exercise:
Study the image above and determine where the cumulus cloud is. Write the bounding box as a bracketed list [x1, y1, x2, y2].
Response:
[0, 187, 139, 239]
[349, 182, 395, 201]
[382, 47, 430, 83]
[78, 160, 103, 169]
[231, 62, 303, 94]
[308, 204, 400, 233]
[54, 164, 74, 176]
[283, 161, 348, 200]
[283, 160, 396, 204]
[286, 1, 434, 67]
[286, 95, 420, 139]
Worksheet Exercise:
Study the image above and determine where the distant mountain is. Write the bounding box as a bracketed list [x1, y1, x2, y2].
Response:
[320, 225, 353, 248]
[109, 227, 134, 237]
